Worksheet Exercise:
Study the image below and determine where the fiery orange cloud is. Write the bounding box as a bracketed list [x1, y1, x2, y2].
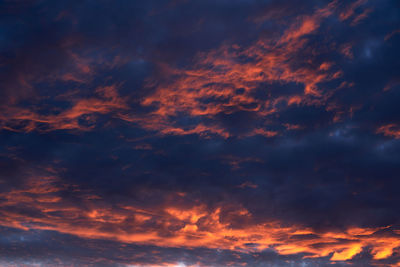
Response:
[0, 0, 357, 139]
[0, 85, 128, 132]
[338, 0, 373, 26]
[139, 1, 348, 138]
[339, 0, 367, 21]
[1, 173, 399, 265]
[376, 124, 400, 139]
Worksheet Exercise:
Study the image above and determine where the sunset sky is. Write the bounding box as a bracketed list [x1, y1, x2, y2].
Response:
[1, 0, 400, 266]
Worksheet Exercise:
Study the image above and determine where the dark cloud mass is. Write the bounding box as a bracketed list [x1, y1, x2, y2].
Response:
[0, 0, 400, 266]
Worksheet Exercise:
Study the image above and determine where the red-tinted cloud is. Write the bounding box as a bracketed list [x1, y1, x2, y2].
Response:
[1, 172, 399, 265]
[139, 1, 349, 138]
[0, 85, 128, 132]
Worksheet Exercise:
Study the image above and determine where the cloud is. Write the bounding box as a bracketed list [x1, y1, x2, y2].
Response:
[376, 124, 400, 139]
[0, 164, 399, 265]
[1, 0, 400, 266]
[139, 0, 347, 138]
[0, 84, 128, 132]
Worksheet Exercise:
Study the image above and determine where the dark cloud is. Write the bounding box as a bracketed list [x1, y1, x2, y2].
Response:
[0, 0, 400, 266]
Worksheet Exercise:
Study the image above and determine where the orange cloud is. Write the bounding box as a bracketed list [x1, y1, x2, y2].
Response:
[0, 85, 128, 132]
[1, 1, 355, 139]
[0, 0, 368, 140]
[139, 1, 346, 138]
[350, 8, 373, 26]
[338, 0, 373, 27]
[340, 43, 354, 59]
[339, 0, 367, 21]
[376, 124, 400, 139]
[1, 174, 399, 264]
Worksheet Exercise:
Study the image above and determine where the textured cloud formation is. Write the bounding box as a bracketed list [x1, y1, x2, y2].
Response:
[1, 170, 400, 266]
[1, 0, 400, 266]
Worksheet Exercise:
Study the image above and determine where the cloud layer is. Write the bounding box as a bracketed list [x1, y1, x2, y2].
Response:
[1, 0, 400, 266]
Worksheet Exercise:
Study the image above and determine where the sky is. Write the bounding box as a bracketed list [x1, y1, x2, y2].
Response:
[0, 0, 400, 266]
